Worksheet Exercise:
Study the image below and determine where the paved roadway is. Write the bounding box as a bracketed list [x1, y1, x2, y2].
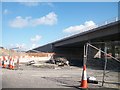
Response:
[1, 64, 119, 90]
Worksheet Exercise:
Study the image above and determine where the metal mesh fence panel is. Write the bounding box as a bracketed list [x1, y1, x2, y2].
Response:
[86, 41, 120, 89]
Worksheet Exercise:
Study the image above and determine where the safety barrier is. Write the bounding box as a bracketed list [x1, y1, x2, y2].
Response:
[0, 53, 54, 70]
[0, 56, 16, 70]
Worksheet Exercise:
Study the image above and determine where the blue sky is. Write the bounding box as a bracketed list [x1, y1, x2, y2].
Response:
[1, 2, 118, 50]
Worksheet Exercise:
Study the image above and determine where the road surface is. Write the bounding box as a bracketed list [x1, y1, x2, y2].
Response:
[1, 64, 119, 90]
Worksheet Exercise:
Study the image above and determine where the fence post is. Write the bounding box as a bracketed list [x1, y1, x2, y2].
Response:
[83, 43, 89, 65]
[102, 43, 108, 86]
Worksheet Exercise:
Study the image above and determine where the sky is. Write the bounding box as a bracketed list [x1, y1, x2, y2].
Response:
[1, 2, 118, 50]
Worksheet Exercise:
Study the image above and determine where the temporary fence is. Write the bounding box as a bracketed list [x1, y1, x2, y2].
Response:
[85, 41, 120, 88]
[0, 48, 54, 70]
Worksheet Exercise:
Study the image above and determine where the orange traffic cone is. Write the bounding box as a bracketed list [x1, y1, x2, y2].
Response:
[80, 65, 88, 89]
[9, 57, 13, 69]
[3, 56, 6, 68]
[0, 58, 2, 67]
[12, 59, 15, 70]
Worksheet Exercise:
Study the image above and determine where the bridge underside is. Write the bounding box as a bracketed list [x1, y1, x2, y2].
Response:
[32, 21, 120, 68]
[53, 21, 120, 67]
[54, 37, 120, 68]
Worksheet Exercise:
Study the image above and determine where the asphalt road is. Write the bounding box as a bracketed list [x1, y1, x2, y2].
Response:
[1, 64, 119, 90]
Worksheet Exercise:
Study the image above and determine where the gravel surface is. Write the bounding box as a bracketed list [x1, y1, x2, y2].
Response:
[1, 64, 119, 89]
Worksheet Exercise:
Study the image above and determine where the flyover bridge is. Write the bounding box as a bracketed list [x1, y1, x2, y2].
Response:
[30, 20, 120, 67]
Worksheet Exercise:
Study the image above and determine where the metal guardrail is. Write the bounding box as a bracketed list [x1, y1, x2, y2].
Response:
[97, 17, 118, 27]
[55, 17, 119, 41]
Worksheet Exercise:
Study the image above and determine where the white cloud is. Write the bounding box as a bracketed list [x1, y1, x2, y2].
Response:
[9, 16, 31, 28]
[31, 35, 42, 42]
[63, 21, 97, 34]
[9, 12, 57, 28]
[31, 12, 57, 26]
[20, 2, 39, 7]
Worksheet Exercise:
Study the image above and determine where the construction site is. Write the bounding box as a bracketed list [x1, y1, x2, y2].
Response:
[1, 17, 120, 90]
[1, 1, 120, 90]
